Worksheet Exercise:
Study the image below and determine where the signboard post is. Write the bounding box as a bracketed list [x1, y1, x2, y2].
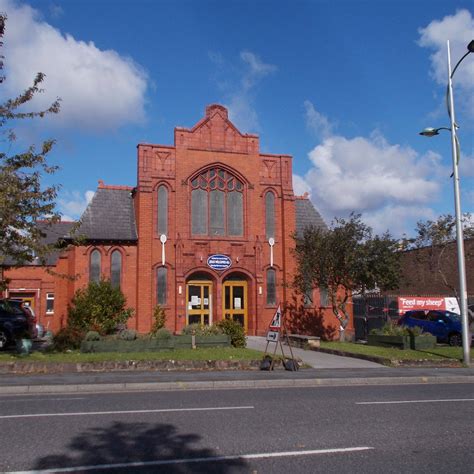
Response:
[262, 304, 297, 371]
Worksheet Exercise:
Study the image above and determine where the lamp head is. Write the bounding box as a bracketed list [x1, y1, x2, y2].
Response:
[419, 127, 440, 137]
[468, 40, 474, 53]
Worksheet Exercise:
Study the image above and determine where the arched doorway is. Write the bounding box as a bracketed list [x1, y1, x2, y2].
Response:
[186, 272, 214, 326]
[222, 273, 248, 331]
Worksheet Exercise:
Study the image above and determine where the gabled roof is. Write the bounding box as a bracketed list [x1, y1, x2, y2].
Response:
[1, 221, 76, 267]
[295, 198, 327, 237]
[76, 186, 137, 241]
[37, 221, 76, 265]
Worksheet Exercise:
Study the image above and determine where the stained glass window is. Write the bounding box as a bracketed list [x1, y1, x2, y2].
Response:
[89, 249, 101, 283]
[191, 168, 243, 236]
[265, 192, 275, 240]
[157, 267, 167, 305]
[111, 250, 122, 288]
[266, 268, 276, 306]
[157, 185, 168, 235]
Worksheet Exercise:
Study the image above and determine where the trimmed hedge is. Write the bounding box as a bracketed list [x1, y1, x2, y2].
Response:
[81, 334, 230, 353]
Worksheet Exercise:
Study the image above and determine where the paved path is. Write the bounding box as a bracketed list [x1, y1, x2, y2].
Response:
[246, 336, 384, 368]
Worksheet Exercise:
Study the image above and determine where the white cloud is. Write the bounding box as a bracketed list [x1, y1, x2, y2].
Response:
[0, 0, 148, 131]
[58, 189, 94, 220]
[298, 105, 447, 236]
[304, 100, 334, 139]
[362, 205, 437, 237]
[459, 152, 474, 178]
[210, 50, 276, 132]
[292, 174, 312, 197]
[418, 9, 474, 116]
[239, 51, 277, 91]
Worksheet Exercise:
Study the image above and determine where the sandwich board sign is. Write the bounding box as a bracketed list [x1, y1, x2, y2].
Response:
[261, 303, 297, 371]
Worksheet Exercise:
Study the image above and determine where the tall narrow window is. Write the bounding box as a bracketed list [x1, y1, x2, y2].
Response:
[265, 192, 275, 239]
[111, 250, 122, 288]
[266, 268, 276, 306]
[157, 267, 167, 305]
[157, 185, 168, 235]
[46, 293, 54, 314]
[89, 249, 101, 283]
[319, 286, 329, 307]
[227, 191, 243, 236]
[191, 168, 243, 236]
[192, 188, 208, 235]
[303, 288, 313, 308]
[210, 190, 225, 235]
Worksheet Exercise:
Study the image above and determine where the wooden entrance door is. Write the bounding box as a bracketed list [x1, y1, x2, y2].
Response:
[186, 281, 212, 325]
[223, 281, 247, 331]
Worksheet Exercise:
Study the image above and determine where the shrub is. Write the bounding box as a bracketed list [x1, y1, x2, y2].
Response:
[84, 330, 101, 341]
[67, 280, 133, 335]
[370, 322, 424, 337]
[119, 329, 137, 341]
[217, 319, 246, 348]
[52, 327, 85, 351]
[182, 323, 222, 336]
[150, 305, 167, 335]
[154, 328, 172, 340]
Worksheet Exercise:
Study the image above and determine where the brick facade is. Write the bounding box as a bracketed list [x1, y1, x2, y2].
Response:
[3, 105, 346, 338]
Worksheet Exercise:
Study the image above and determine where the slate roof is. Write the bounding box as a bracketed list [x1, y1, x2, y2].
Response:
[1, 221, 75, 266]
[76, 187, 137, 241]
[295, 198, 327, 237]
[38, 221, 76, 265]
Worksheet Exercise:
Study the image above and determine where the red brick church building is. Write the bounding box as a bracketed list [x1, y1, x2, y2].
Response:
[3, 105, 336, 336]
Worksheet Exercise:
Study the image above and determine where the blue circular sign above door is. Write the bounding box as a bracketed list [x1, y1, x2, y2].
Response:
[207, 254, 232, 271]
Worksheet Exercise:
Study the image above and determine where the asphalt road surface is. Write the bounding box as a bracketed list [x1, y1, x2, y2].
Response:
[1, 383, 473, 473]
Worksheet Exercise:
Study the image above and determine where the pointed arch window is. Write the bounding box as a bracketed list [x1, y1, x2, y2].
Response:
[157, 267, 167, 305]
[265, 191, 275, 239]
[157, 185, 168, 236]
[191, 168, 243, 236]
[111, 250, 122, 288]
[89, 249, 101, 283]
[266, 268, 276, 306]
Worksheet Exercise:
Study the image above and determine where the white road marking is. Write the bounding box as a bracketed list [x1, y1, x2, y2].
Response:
[0, 398, 86, 403]
[357, 398, 474, 405]
[0, 405, 254, 419]
[6, 446, 374, 473]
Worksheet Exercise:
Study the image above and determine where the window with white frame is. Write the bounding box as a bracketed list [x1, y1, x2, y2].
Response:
[46, 293, 54, 313]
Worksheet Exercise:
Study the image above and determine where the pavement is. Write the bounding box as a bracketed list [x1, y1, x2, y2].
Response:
[0, 336, 473, 395]
[246, 336, 384, 368]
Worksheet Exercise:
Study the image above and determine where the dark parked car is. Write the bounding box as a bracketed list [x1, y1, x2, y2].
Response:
[0, 299, 37, 349]
[399, 310, 473, 346]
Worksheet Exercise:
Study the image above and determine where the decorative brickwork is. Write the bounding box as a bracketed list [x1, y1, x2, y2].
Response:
[3, 105, 344, 338]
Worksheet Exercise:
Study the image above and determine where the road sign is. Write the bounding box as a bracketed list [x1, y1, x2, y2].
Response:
[269, 304, 282, 330]
[266, 330, 279, 342]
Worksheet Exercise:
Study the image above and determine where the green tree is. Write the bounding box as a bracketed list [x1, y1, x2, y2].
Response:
[293, 214, 401, 340]
[0, 14, 61, 289]
[67, 280, 133, 334]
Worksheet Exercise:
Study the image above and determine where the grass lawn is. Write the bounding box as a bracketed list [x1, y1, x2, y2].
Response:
[0, 347, 263, 364]
[320, 341, 473, 362]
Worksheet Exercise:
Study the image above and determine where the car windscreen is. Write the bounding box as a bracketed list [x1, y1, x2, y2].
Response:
[0, 301, 25, 315]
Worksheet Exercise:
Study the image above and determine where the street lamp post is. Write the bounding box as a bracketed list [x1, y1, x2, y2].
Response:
[420, 39, 473, 366]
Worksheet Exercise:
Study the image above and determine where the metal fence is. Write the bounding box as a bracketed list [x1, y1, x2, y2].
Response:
[352, 294, 474, 341]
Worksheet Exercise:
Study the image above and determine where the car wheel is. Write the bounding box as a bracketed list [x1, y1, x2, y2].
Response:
[448, 333, 462, 347]
[0, 330, 9, 349]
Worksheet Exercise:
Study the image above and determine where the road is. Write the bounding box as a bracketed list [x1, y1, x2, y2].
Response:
[1, 383, 473, 473]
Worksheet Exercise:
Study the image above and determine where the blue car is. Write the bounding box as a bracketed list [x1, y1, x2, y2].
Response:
[399, 310, 473, 347]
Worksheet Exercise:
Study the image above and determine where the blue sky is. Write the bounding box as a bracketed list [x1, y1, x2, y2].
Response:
[1, 0, 473, 237]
